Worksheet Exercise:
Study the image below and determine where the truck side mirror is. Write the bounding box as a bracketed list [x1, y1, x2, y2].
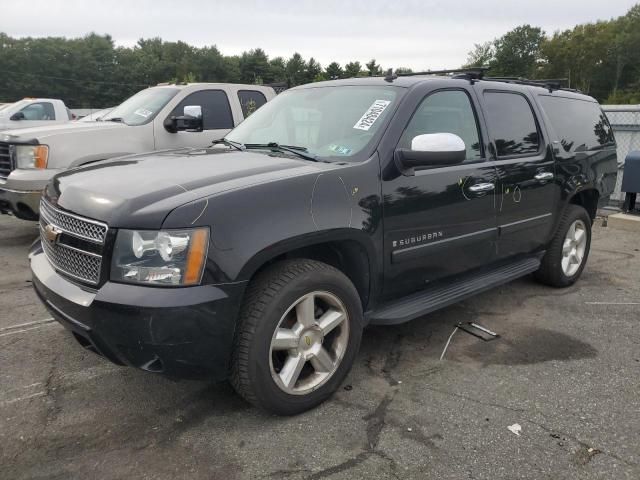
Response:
[164, 105, 203, 133]
[395, 133, 466, 174]
[10, 111, 25, 121]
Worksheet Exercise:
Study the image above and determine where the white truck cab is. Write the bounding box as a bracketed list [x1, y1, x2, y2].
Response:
[0, 98, 72, 131]
[0, 83, 276, 219]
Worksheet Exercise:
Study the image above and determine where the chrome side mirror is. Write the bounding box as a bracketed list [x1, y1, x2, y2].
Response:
[395, 133, 466, 174]
[184, 105, 202, 119]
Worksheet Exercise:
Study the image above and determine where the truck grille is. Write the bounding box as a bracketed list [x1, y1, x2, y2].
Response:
[40, 198, 108, 243]
[0, 142, 12, 179]
[39, 199, 108, 285]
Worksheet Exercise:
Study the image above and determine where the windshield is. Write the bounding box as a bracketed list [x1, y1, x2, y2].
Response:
[226, 85, 402, 161]
[102, 87, 180, 126]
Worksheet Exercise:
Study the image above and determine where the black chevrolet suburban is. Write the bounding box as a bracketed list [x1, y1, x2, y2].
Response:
[30, 71, 617, 415]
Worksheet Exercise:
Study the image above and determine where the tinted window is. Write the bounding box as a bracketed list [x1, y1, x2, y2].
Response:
[538, 96, 614, 152]
[399, 90, 482, 162]
[238, 90, 267, 118]
[20, 102, 55, 120]
[170, 90, 233, 130]
[484, 92, 539, 157]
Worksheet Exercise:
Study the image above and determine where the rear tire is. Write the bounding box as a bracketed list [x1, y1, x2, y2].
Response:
[230, 259, 363, 415]
[535, 205, 591, 288]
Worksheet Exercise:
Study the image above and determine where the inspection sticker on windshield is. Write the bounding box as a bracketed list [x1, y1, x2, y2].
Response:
[134, 108, 153, 118]
[353, 99, 391, 131]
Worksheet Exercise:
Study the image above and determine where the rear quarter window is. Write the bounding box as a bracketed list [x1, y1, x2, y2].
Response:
[238, 90, 268, 118]
[537, 96, 615, 152]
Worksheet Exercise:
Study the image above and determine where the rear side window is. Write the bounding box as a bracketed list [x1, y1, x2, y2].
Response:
[238, 90, 267, 118]
[20, 102, 56, 120]
[538, 96, 614, 152]
[170, 90, 233, 130]
[483, 92, 540, 157]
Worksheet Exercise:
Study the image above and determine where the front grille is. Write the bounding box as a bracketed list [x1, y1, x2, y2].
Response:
[39, 199, 108, 285]
[0, 142, 12, 179]
[40, 199, 107, 243]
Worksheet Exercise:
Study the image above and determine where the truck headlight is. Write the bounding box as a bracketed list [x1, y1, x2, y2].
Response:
[111, 228, 209, 286]
[14, 145, 49, 169]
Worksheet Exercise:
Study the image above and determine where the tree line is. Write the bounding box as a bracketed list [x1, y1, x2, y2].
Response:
[1, 4, 639, 107]
[0, 33, 396, 107]
[465, 4, 640, 103]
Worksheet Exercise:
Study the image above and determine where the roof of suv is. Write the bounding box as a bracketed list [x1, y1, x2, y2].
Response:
[295, 75, 598, 103]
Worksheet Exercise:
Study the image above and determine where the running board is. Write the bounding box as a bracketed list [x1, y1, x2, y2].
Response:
[369, 256, 541, 325]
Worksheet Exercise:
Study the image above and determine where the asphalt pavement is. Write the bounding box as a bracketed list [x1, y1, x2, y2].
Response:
[1, 213, 639, 479]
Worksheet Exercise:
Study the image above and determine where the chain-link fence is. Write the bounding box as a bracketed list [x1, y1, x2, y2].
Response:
[602, 105, 640, 202]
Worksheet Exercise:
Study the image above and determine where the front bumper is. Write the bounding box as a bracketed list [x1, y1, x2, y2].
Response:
[0, 185, 42, 220]
[30, 242, 246, 380]
[0, 169, 57, 219]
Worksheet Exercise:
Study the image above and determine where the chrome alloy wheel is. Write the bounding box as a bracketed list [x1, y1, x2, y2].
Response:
[561, 219, 587, 277]
[269, 291, 350, 395]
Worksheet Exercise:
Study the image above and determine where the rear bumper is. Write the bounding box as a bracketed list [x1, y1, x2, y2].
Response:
[30, 242, 246, 380]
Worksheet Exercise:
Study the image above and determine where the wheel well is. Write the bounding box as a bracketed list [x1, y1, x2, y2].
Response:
[569, 189, 599, 220]
[251, 241, 371, 309]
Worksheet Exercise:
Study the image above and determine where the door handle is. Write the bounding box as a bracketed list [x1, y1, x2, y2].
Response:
[534, 172, 554, 182]
[469, 183, 495, 193]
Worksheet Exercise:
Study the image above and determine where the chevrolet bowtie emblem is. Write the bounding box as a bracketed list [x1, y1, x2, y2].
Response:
[304, 336, 311, 347]
[44, 224, 62, 243]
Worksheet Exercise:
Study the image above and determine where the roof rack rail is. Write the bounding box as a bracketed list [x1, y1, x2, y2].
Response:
[396, 67, 489, 81]
[380, 68, 581, 93]
[484, 77, 578, 93]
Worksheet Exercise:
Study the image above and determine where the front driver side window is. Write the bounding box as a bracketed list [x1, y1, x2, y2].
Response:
[20, 102, 56, 121]
[169, 90, 234, 130]
[399, 90, 482, 162]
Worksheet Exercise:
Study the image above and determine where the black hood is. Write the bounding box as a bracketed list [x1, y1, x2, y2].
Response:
[46, 148, 323, 228]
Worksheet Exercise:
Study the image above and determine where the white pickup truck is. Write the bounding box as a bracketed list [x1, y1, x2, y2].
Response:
[0, 98, 73, 131]
[0, 83, 276, 219]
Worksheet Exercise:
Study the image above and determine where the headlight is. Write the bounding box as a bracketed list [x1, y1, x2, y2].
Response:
[14, 145, 49, 169]
[111, 227, 209, 286]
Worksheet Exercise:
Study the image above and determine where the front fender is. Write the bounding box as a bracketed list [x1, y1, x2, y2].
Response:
[161, 157, 384, 289]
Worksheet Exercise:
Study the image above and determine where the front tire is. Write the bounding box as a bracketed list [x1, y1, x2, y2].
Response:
[230, 259, 363, 415]
[535, 205, 592, 288]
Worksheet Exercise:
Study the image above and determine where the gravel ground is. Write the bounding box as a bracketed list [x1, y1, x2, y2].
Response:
[1, 213, 639, 480]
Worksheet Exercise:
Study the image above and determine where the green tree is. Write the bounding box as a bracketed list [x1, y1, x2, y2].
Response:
[306, 57, 322, 83]
[463, 41, 494, 68]
[239, 48, 270, 84]
[286, 53, 307, 86]
[365, 58, 382, 76]
[268, 57, 287, 83]
[344, 61, 363, 78]
[491, 25, 545, 77]
[325, 62, 343, 79]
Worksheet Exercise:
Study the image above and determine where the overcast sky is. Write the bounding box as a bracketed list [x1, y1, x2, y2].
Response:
[2, 0, 638, 70]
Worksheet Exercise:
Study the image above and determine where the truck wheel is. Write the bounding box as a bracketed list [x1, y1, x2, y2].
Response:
[230, 259, 363, 415]
[535, 205, 592, 288]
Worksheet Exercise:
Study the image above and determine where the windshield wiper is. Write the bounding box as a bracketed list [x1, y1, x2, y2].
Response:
[245, 142, 319, 162]
[211, 138, 245, 151]
[105, 117, 123, 123]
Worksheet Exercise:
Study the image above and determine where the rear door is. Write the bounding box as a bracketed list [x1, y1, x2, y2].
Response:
[477, 88, 560, 259]
[382, 87, 498, 298]
[155, 89, 235, 149]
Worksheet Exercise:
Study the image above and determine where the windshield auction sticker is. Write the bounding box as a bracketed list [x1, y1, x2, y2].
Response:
[353, 100, 391, 131]
[134, 108, 153, 118]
